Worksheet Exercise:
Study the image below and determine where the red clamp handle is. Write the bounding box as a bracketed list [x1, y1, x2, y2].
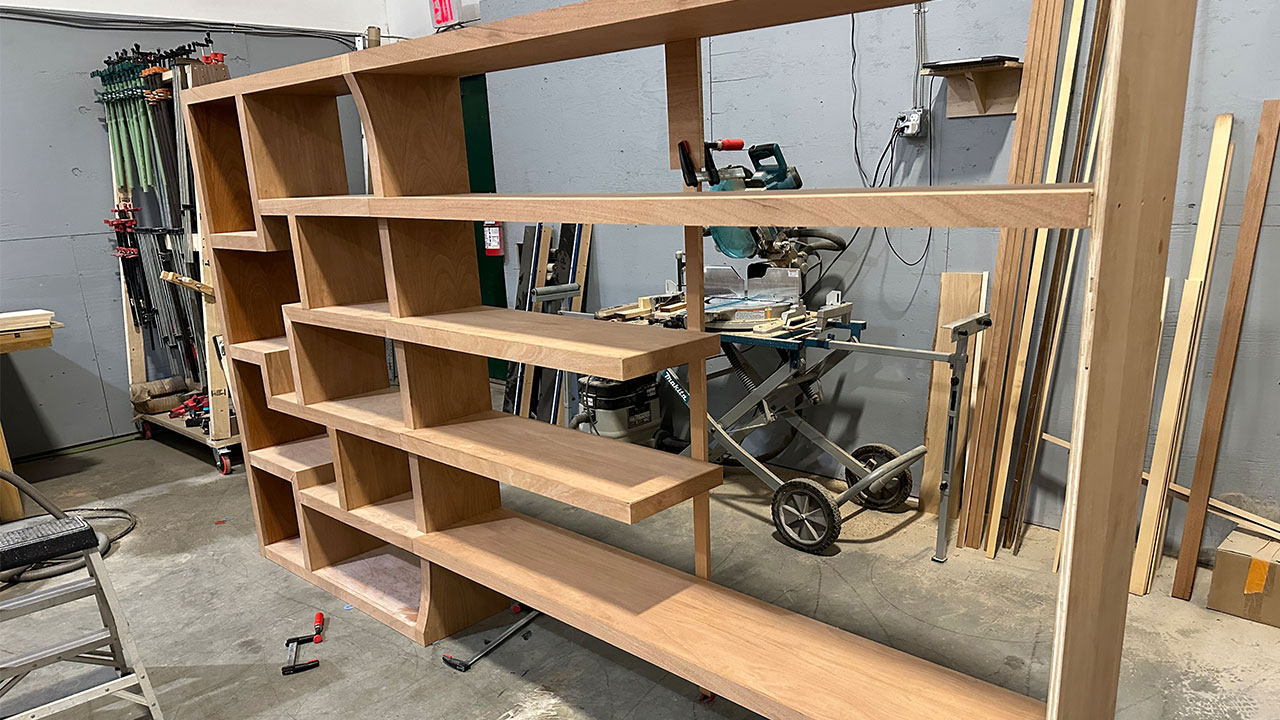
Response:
[714, 139, 745, 151]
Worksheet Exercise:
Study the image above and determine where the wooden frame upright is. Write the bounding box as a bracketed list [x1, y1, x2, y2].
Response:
[184, 1, 1199, 718]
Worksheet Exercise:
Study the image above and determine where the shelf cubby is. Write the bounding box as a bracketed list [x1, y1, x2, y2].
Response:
[248, 466, 299, 547]
[213, 249, 300, 344]
[292, 216, 387, 309]
[187, 98, 254, 234]
[230, 359, 324, 452]
[239, 91, 353, 201]
[329, 429, 412, 511]
[285, 319, 394, 407]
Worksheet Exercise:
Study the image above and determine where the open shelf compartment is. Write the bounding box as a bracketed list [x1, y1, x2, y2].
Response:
[187, 98, 254, 235]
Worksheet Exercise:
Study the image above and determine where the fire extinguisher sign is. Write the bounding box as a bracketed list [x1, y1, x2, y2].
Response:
[483, 221, 503, 256]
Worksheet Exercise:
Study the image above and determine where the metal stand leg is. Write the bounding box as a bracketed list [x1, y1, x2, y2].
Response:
[441, 608, 542, 672]
[933, 329, 974, 563]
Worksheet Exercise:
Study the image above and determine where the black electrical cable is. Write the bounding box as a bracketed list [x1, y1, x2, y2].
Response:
[0, 7, 359, 50]
[882, 76, 939, 267]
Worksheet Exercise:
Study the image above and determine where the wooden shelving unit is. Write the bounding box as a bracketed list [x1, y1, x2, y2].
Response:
[185, 0, 1197, 717]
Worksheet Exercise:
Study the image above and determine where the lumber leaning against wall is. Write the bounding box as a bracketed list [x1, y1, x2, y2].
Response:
[1172, 100, 1280, 600]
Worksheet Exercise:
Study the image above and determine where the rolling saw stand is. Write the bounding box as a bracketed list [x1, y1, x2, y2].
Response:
[598, 138, 991, 557]
[660, 299, 988, 559]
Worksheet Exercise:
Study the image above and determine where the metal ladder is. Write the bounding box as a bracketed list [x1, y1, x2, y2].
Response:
[0, 469, 163, 719]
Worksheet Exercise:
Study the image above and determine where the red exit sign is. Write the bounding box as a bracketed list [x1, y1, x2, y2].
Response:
[431, 0, 457, 26]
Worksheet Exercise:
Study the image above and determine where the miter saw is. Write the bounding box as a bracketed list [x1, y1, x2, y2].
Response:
[671, 138, 851, 330]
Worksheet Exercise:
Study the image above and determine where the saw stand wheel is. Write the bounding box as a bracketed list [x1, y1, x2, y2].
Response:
[771, 478, 843, 553]
[844, 443, 912, 511]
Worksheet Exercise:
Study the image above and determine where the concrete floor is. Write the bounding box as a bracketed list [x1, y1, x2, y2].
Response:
[2, 435, 1278, 719]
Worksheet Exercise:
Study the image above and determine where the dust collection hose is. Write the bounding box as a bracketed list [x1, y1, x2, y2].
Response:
[0, 468, 138, 585]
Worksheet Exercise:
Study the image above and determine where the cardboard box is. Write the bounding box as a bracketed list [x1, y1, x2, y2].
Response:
[1206, 530, 1280, 628]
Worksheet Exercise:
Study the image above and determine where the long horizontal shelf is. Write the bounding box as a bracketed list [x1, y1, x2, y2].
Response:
[403, 411, 721, 524]
[247, 435, 332, 482]
[415, 509, 1044, 720]
[268, 387, 721, 524]
[299, 483, 423, 552]
[258, 184, 1094, 229]
[285, 302, 720, 380]
[185, 0, 920, 103]
[269, 389, 406, 449]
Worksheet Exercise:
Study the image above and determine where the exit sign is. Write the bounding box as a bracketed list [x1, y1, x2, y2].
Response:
[431, 0, 480, 28]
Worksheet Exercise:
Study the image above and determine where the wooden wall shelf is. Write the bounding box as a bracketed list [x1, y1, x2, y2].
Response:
[922, 59, 1024, 119]
[186, 0, 1198, 716]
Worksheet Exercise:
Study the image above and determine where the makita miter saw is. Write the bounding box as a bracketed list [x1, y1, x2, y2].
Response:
[677, 139, 847, 268]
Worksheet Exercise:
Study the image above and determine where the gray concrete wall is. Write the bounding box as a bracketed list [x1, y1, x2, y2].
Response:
[481, 0, 1280, 559]
[0, 18, 360, 458]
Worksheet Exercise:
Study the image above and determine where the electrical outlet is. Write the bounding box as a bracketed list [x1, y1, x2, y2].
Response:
[896, 107, 929, 138]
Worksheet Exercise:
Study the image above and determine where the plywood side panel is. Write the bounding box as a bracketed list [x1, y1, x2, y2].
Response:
[380, 219, 482, 318]
[396, 343, 491, 429]
[332, 428, 414, 510]
[347, 73, 469, 197]
[409, 457, 502, 533]
[292, 216, 387, 309]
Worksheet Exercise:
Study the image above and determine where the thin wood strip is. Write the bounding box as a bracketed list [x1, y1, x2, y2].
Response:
[1171, 99, 1280, 600]
[1041, 431, 1280, 542]
[961, 0, 1065, 548]
[1007, 24, 1112, 552]
[517, 224, 554, 417]
[1129, 114, 1234, 595]
[987, 0, 1087, 557]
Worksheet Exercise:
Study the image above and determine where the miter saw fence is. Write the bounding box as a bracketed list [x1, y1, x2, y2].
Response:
[677, 139, 846, 264]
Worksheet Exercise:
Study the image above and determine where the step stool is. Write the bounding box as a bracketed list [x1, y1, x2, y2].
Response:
[0, 469, 163, 719]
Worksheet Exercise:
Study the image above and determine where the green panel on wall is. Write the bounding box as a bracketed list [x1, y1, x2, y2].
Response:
[461, 74, 508, 380]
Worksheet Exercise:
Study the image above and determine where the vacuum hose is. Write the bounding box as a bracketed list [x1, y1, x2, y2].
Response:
[0, 468, 137, 585]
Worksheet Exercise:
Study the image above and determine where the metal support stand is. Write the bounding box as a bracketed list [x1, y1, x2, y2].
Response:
[441, 607, 541, 672]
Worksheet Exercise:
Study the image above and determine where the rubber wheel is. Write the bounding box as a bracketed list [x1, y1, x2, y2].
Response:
[214, 450, 233, 475]
[844, 443, 912, 511]
[771, 478, 842, 553]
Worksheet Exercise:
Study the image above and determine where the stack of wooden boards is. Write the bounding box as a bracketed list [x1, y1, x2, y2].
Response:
[0, 310, 58, 354]
[181, 0, 1199, 717]
[0, 309, 61, 521]
[920, 0, 1278, 608]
